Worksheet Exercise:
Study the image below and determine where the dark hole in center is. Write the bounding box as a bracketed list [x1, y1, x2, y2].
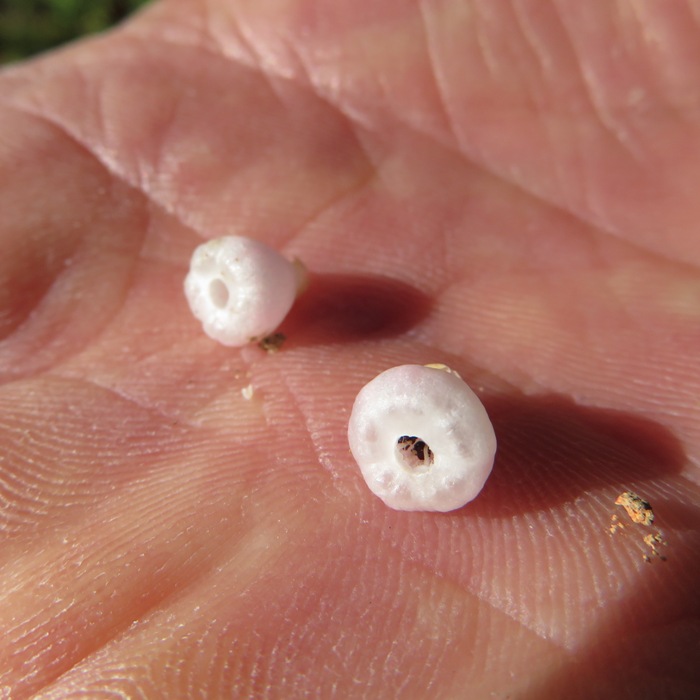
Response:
[397, 435, 434, 469]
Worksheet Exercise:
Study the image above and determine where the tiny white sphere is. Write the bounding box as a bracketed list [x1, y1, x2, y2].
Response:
[184, 236, 298, 346]
[348, 364, 497, 512]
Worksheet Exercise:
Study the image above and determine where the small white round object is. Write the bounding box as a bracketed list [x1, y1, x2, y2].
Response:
[184, 236, 299, 346]
[348, 364, 497, 512]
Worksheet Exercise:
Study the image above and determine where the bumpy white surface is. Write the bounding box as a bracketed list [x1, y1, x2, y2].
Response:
[184, 236, 298, 346]
[348, 365, 497, 512]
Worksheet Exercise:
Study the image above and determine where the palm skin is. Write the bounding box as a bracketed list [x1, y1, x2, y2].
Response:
[0, 0, 699, 697]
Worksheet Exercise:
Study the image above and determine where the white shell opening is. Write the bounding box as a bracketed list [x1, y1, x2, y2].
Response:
[348, 364, 497, 512]
[184, 236, 300, 347]
[208, 278, 230, 308]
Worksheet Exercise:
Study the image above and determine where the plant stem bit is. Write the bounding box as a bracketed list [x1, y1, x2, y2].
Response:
[348, 364, 497, 512]
[184, 236, 306, 347]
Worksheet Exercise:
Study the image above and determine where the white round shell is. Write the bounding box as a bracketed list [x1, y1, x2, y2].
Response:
[348, 364, 497, 512]
[184, 236, 298, 346]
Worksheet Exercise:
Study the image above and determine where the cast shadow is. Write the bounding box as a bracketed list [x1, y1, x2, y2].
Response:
[462, 392, 687, 519]
[449, 393, 699, 694]
[279, 273, 432, 345]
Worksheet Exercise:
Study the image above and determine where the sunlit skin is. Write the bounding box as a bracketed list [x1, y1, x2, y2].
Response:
[1, 1, 699, 697]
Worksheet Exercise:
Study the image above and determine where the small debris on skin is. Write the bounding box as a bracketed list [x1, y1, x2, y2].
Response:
[615, 491, 655, 526]
[609, 514, 624, 535]
[642, 533, 667, 563]
[258, 333, 286, 353]
[610, 490, 667, 563]
[241, 384, 254, 400]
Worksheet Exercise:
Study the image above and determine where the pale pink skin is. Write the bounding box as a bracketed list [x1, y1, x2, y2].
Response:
[1, 1, 699, 697]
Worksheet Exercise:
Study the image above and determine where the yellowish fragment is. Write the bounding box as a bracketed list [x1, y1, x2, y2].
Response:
[615, 491, 654, 526]
[424, 363, 462, 379]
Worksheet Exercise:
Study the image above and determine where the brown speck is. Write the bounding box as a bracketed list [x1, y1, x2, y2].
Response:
[258, 333, 286, 353]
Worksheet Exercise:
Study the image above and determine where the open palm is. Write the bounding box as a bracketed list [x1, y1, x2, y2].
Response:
[1, 1, 699, 697]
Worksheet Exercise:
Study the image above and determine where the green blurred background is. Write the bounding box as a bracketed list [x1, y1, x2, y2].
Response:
[0, 0, 151, 64]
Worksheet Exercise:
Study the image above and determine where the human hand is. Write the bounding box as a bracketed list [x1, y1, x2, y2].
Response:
[1, 1, 698, 696]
